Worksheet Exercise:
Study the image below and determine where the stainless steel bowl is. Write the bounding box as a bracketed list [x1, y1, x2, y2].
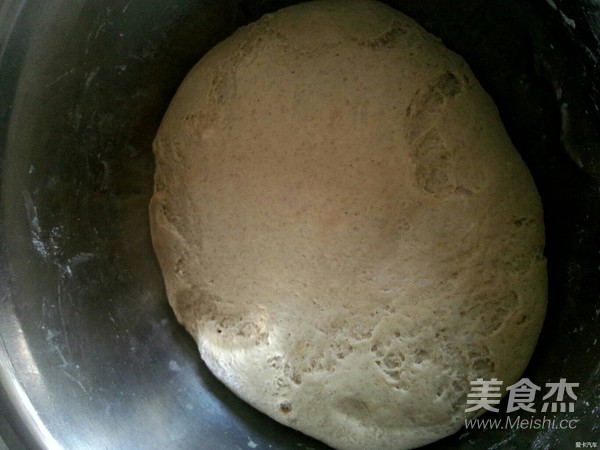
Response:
[1, 1, 599, 449]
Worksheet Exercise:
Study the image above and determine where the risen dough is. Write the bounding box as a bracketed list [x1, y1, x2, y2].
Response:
[149, 1, 547, 448]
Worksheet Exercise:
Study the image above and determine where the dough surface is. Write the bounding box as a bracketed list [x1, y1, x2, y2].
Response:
[150, 1, 547, 448]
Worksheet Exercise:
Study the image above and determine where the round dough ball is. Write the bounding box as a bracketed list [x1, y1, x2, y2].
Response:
[149, 1, 547, 449]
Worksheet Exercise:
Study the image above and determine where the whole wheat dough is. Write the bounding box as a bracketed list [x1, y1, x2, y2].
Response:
[149, 1, 547, 448]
